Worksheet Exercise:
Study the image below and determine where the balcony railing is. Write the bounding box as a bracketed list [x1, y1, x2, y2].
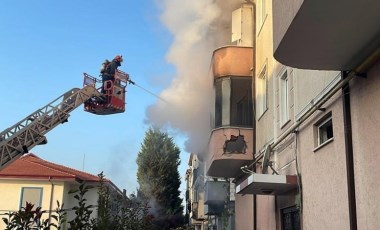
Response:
[212, 46, 253, 78]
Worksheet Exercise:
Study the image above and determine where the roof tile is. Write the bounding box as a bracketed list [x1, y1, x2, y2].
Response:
[0, 153, 107, 182]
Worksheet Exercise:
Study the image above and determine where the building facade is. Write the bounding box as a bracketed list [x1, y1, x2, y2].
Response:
[186, 154, 207, 230]
[187, 0, 380, 229]
[0, 153, 126, 229]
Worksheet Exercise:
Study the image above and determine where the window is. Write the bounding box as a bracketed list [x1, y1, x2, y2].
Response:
[257, 64, 267, 118]
[282, 206, 300, 230]
[257, 0, 267, 32]
[20, 187, 43, 208]
[280, 70, 289, 125]
[193, 189, 199, 202]
[214, 77, 253, 128]
[231, 78, 253, 127]
[231, 8, 242, 43]
[318, 117, 333, 145]
[315, 113, 334, 148]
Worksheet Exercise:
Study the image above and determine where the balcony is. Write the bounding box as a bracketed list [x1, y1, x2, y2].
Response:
[236, 173, 297, 195]
[206, 127, 253, 178]
[191, 202, 206, 221]
[273, 0, 380, 71]
[204, 181, 229, 215]
[212, 46, 253, 78]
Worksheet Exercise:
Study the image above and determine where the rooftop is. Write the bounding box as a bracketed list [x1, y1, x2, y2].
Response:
[0, 153, 106, 182]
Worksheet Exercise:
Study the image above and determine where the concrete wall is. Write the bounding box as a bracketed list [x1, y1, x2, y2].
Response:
[272, 0, 303, 53]
[297, 92, 350, 230]
[255, 0, 275, 154]
[64, 183, 99, 222]
[263, 0, 380, 229]
[235, 194, 254, 230]
[256, 195, 276, 230]
[349, 60, 380, 229]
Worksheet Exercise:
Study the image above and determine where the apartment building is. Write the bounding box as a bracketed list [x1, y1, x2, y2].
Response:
[186, 153, 237, 230]
[270, 1, 380, 229]
[186, 154, 207, 230]
[187, 1, 255, 230]
[236, 0, 380, 229]
[187, 0, 379, 229]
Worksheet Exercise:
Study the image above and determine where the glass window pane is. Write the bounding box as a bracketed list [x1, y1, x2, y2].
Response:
[231, 78, 253, 127]
[20, 187, 42, 208]
[221, 78, 231, 126]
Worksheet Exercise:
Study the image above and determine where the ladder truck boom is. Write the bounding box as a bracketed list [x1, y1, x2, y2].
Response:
[0, 85, 101, 169]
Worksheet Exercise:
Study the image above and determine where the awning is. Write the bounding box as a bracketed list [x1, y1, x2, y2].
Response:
[236, 173, 297, 195]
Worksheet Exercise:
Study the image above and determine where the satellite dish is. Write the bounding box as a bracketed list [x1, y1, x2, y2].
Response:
[261, 145, 272, 174]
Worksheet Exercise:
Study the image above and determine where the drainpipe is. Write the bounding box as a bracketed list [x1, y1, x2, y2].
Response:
[342, 72, 357, 230]
[48, 176, 54, 225]
[243, 46, 380, 229]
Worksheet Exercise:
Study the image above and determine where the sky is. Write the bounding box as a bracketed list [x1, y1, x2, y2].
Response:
[0, 0, 240, 201]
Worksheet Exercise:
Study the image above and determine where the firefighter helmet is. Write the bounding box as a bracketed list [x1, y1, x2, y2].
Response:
[114, 55, 123, 62]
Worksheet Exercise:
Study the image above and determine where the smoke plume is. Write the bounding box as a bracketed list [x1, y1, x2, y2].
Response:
[146, 0, 243, 154]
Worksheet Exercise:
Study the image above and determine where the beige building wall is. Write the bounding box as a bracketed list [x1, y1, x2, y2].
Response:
[255, 0, 274, 153]
[0, 180, 100, 229]
[271, 67, 342, 228]
[235, 194, 254, 230]
[264, 0, 380, 229]
[0, 180, 65, 229]
[297, 92, 350, 229]
[255, 0, 352, 229]
[349, 61, 380, 229]
[256, 195, 276, 230]
[253, 0, 276, 228]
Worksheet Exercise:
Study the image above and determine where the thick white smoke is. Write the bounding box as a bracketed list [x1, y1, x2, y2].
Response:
[146, 0, 243, 154]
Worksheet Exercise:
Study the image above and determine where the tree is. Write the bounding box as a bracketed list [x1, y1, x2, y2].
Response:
[136, 127, 184, 229]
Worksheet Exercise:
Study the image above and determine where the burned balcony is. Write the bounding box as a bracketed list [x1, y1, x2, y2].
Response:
[206, 128, 253, 178]
[207, 43, 253, 178]
[212, 47, 253, 129]
[212, 46, 253, 78]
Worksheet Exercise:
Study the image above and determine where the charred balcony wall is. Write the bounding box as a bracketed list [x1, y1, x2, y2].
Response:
[207, 46, 254, 178]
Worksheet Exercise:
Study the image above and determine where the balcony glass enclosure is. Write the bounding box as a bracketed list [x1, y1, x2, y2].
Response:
[215, 77, 253, 128]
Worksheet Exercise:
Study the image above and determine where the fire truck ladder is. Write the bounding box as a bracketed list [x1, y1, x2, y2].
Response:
[0, 86, 101, 169]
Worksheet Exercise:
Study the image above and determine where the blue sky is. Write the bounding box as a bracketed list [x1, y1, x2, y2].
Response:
[0, 0, 191, 196]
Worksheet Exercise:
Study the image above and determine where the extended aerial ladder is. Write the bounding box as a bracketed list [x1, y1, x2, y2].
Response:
[0, 70, 132, 169]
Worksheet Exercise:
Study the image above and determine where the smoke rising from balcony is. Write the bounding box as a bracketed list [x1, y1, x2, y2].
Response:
[145, 0, 243, 154]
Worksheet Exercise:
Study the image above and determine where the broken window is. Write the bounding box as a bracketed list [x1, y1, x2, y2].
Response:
[223, 135, 247, 154]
